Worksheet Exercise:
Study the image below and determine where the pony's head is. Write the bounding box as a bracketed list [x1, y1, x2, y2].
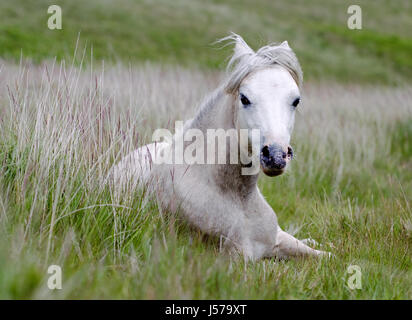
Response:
[221, 33, 303, 177]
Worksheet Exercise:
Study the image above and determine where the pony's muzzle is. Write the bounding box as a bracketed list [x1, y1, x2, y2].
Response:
[260, 144, 293, 176]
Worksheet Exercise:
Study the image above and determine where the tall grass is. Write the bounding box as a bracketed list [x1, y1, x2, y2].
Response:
[0, 60, 411, 298]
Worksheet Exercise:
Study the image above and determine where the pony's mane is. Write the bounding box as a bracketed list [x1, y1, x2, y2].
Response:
[218, 33, 303, 94]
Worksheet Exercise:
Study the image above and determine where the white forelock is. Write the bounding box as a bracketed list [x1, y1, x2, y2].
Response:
[217, 33, 303, 94]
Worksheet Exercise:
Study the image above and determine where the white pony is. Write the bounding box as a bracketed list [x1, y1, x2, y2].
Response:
[112, 34, 330, 260]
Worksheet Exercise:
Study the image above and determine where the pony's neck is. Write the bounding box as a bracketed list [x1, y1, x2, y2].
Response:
[188, 86, 235, 132]
[186, 86, 259, 195]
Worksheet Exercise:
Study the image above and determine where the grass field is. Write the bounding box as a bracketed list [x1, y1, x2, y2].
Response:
[0, 61, 410, 299]
[0, 0, 411, 84]
[0, 0, 411, 299]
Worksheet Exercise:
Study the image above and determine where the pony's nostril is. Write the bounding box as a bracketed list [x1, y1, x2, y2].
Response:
[287, 146, 293, 158]
[281, 151, 287, 159]
[261, 146, 270, 158]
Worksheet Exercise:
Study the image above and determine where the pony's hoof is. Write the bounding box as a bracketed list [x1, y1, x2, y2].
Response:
[318, 250, 334, 259]
[301, 238, 320, 247]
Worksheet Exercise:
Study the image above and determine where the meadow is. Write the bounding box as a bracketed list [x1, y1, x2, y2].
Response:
[0, 0, 411, 84]
[0, 60, 410, 299]
[0, 0, 411, 299]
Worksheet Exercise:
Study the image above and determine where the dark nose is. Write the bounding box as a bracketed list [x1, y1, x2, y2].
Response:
[261, 144, 293, 170]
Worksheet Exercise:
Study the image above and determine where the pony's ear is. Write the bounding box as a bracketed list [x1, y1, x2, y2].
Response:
[216, 32, 255, 58]
[280, 41, 291, 49]
[231, 33, 255, 57]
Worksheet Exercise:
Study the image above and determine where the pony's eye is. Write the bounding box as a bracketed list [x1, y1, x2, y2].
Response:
[240, 94, 251, 106]
[292, 97, 300, 108]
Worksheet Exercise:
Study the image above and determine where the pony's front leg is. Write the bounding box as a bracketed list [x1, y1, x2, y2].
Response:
[274, 227, 331, 259]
